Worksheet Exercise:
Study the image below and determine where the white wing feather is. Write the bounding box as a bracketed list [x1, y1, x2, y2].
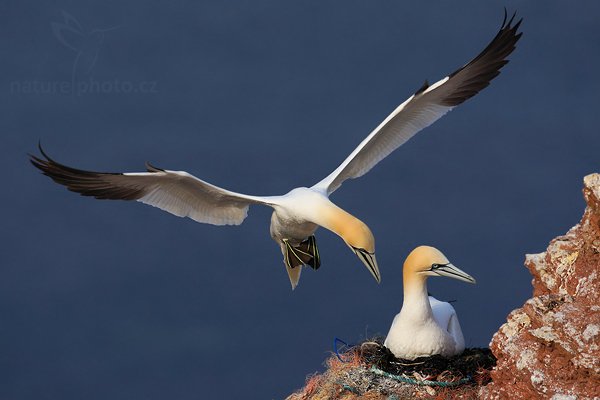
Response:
[430, 296, 466, 353]
[128, 170, 267, 225]
[313, 92, 452, 194]
[313, 13, 522, 195]
[30, 150, 269, 226]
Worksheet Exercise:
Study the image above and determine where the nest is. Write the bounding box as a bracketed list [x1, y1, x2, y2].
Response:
[357, 339, 496, 384]
[288, 338, 497, 399]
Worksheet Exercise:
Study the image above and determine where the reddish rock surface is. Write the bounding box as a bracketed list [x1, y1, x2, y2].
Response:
[481, 173, 600, 400]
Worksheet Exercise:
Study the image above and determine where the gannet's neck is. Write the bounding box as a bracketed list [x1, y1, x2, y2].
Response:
[401, 273, 433, 320]
[319, 203, 374, 251]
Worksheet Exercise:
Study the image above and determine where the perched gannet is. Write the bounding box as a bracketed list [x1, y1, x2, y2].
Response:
[30, 13, 521, 289]
[384, 246, 476, 360]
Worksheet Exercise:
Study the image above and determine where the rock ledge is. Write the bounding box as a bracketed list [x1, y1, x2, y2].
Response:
[481, 174, 600, 400]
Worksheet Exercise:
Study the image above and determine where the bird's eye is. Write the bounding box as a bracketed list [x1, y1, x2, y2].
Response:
[431, 263, 440, 270]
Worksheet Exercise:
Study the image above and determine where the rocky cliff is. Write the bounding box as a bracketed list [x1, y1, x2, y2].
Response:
[288, 174, 600, 400]
[481, 174, 600, 400]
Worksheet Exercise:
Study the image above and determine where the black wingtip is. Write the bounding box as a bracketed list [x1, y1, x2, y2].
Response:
[29, 141, 50, 173]
[501, 9, 523, 33]
[145, 162, 165, 172]
[29, 144, 147, 200]
[36, 141, 55, 163]
[437, 9, 523, 107]
[513, 18, 524, 33]
[28, 153, 44, 171]
[507, 10, 517, 28]
[414, 80, 430, 96]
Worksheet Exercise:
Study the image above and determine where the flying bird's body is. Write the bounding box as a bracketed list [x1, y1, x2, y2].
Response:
[31, 13, 522, 289]
[384, 246, 476, 359]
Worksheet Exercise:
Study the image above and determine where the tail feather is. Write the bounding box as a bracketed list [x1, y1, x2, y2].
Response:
[285, 261, 302, 290]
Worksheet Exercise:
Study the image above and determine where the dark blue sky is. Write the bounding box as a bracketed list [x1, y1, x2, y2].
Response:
[2, 1, 599, 399]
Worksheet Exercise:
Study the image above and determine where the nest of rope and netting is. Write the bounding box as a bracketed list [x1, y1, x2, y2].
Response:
[287, 339, 497, 400]
[357, 339, 496, 385]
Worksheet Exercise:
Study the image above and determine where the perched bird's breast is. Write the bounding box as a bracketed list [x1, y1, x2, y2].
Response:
[384, 312, 457, 359]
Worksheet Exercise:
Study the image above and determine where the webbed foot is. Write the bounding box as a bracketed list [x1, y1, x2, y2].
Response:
[283, 236, 321, 271]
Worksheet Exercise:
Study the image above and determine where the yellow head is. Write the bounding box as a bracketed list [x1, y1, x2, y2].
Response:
[322, 205, 380, 283]
[338, 216, 375, 253]
[403, 246, 476, 285]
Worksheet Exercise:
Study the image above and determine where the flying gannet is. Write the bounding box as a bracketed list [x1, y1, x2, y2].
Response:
[30, 12, 521, 289]
[384, 246, 476, 360]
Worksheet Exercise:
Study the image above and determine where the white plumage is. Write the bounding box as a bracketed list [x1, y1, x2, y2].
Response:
[31, 13, 521, 289]
[384, 246, 475, 359]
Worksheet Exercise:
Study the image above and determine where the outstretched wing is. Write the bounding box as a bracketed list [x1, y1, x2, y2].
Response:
[30, 145, 270, 226]
[313, 11, 522, 195]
